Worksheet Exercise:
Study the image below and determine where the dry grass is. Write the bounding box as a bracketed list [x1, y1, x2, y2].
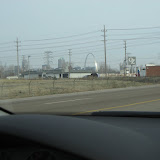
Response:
[0, 79, 151, 100]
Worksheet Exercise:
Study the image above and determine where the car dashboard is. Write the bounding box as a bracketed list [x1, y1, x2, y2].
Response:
[0, 133, 85, 160]
[0, 113, 160, 160]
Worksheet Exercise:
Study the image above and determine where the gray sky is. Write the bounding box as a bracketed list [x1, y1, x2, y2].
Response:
[0, 0, 160, 70]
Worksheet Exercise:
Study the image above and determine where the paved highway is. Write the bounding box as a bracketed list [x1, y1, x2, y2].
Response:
[0, 85, 160, 115]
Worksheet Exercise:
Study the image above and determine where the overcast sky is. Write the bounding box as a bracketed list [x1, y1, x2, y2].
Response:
[0, 0, 160, 70]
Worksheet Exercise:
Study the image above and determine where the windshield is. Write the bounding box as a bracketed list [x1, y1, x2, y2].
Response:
[0, 0, 160, 115]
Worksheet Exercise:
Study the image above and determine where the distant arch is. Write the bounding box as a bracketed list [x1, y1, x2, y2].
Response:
[84, 53, 98, 72]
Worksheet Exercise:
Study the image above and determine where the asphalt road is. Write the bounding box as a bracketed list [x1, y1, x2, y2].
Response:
[1, 85, 160, 115]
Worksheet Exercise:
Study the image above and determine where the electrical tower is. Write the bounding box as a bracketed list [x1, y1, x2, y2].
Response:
[101, 25, 107, 76]
[43, 51, 53, 70]
[22, 55, 28, 72]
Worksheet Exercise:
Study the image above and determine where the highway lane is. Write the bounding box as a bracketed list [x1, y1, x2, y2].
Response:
[0, 85, 160, 115]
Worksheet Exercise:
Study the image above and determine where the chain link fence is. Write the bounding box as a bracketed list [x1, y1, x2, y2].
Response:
[0, 77, 157, 100]
[100, 77, 160, 83]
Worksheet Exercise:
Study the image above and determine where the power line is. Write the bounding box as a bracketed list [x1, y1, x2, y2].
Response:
[1, 38, 160, 56]
[45, 48, 121, 60]
[20, 41, 160, 57]
[107, 26, 160, 31]
[0, 49, 112, 63]
[20, 36, 101, 47]
[20, 40, 102, 51]
[22, 30, 100, 42]
[127, 40, 160, 48]
[137, 57, 158, 59]
[0, 49, 16, 53]
[0, 42, 152, 59]
[2, 51, 124, 62]
[0, 45, 15, 49]
[0, 41, 102, 53]
[0, 45, 104, 57]
[23, 42, 121, 54]
[2, 27, 160, 65]
[0, 41, 14, 45]
[4, 35, 160, 53]
[107, 36, 160, 41]
[0, 43, 103, 54]
[3, 56, 158, 65]
[20, 35, 160, 50]
[107, 31, 160, 36]
[20, 34, 157, 50]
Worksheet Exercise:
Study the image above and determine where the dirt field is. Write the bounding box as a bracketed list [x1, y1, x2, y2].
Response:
[0, 79, 151, 100]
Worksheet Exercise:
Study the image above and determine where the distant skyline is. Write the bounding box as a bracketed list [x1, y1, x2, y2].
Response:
[0, 0, 160, 70]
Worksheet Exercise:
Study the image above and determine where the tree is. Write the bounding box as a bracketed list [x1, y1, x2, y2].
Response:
[98, 62, 105, 73]
[0, 64, 16, 78]
[0, 64, 4, 78]
[99, 62, 119, 73]
[119, 62, 124, 71]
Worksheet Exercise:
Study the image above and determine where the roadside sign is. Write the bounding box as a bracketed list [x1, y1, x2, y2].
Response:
[128, 57, 136, 65]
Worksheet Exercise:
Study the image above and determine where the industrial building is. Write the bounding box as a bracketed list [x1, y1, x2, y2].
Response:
[58, 58, 66, 69]
[135, 64, 160, 77]
[146, 64, 160, 77]
[23, 71, 42, 79]
[22, 69, 93, 79]
[43, 70, 92, 79]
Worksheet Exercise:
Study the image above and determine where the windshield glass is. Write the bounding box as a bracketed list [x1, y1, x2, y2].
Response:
[0, 0, 160, 115]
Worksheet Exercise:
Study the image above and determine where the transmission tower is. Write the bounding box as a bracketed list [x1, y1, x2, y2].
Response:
[43, 51, 53, 70]
[22, 55, 28, 72]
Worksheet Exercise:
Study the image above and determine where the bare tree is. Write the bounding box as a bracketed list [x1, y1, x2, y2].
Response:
[99, 62, 119, 73]
[0, 64, 4, 78]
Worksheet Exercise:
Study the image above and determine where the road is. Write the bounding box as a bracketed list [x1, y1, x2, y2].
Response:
[0, 85, 160, 115]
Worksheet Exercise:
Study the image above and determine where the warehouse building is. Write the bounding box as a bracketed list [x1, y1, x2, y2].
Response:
[22, 70, 93, 79]
[23, 71, 42, 79]
[146, 64, 160, 77]
[43, 70, 92, 79]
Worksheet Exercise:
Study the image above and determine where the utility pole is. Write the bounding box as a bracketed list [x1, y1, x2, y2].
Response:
[16, 38, 20, 78]
[101, 25, 107, 76]
[28, 56, 31, 79]
[68, 49, 72, 78]
[124, 41, 127, 77]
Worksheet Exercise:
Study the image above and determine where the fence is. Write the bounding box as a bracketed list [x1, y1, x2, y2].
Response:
[100, 77, 160, 83]
[0, 77, 158, 100]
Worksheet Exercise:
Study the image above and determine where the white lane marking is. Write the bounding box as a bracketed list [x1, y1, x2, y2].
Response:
[45, 98, 92, 105]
